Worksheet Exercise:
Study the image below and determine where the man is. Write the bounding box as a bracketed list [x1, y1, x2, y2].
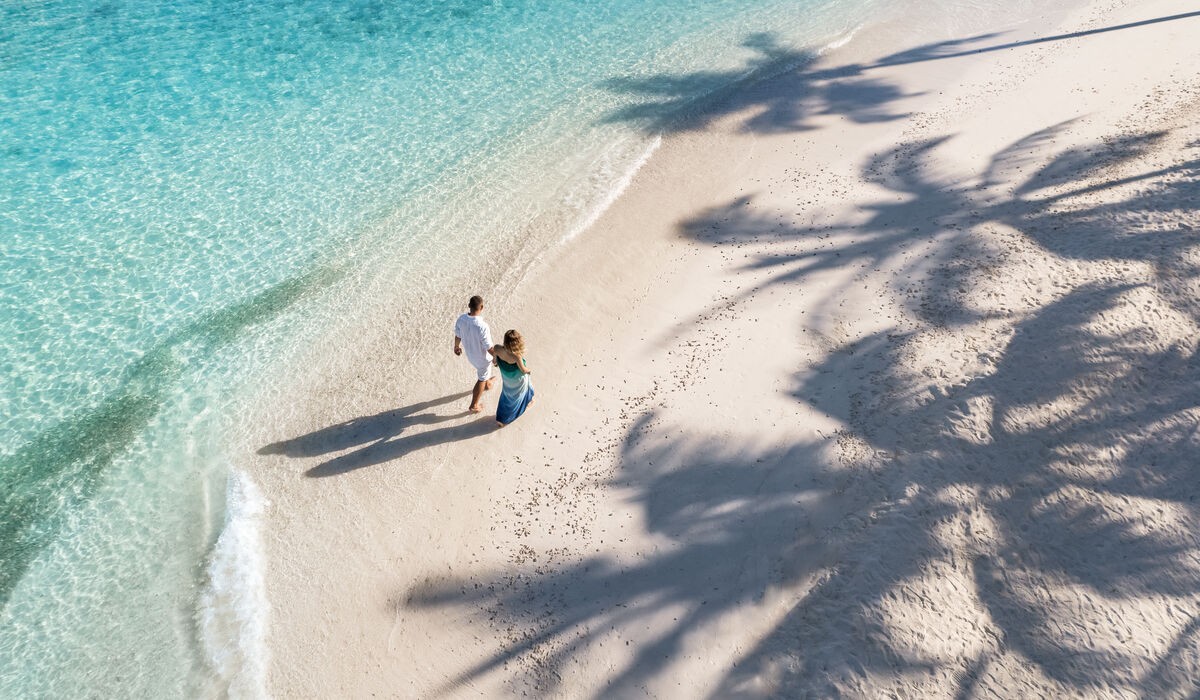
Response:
[453, 295, 495, 413]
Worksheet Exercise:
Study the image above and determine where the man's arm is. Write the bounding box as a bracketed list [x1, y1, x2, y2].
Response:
[453, 335, 462, 356]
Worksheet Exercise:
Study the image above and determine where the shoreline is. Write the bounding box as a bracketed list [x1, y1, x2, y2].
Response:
[247, 0, 1200, 695]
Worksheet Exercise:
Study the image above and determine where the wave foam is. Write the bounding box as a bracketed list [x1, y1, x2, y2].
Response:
[199, 469, 271, 699]
[821, 23, 865, 54]
[561, 135, 662, 244]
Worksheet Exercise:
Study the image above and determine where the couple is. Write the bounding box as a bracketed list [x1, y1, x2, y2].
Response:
[453, 295, 534, 427]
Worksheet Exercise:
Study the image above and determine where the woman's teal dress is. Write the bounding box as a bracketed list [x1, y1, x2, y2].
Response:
[495, 355, 534, 424]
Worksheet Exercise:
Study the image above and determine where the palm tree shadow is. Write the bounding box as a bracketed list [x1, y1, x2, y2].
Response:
[392, 17, 1200, 694]
[599, 32, 914, 135]
[701, 122, 1200, 694]
[405, 418, 846, 696]
[600, 10, 1200, 137]
[709, 282, 1200, 696]
[400, 119, 1200, 694]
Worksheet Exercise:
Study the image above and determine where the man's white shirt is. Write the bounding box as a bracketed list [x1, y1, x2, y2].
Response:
[455, 313, 494, 370]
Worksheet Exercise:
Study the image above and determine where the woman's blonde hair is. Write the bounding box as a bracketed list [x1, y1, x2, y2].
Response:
[503, 329, 525, 356]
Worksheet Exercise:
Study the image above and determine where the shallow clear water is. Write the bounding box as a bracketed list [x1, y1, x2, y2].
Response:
[0, 0, 993, 694]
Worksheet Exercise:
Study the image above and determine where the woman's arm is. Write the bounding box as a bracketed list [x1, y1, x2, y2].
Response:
[518, 355, 532, 374]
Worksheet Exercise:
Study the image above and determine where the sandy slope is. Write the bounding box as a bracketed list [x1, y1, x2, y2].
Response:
[249, 0, 1200, 696]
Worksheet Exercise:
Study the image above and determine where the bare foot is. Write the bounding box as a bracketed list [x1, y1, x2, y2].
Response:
[468, 404, 483, 413]
[495, 421, 505, 428]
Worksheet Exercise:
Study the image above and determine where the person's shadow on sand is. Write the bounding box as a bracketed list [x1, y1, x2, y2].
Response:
[259, 391, 495, 477]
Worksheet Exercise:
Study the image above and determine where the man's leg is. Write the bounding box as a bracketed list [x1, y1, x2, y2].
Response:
[469, 379, 486, 412]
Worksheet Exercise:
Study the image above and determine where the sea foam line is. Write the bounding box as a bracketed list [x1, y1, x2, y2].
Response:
[560, 135, 662, 244]
[821, 23, 864, 54]
[199, 469, 271, 700]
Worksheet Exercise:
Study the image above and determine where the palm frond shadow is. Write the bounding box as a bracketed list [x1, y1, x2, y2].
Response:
[599, 9, 1200, 137]
[598, 33, 915, 135]
[405, 63, 1200, 699]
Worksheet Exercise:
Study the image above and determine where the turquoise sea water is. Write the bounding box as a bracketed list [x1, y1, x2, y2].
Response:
[0, 0, 902, 695]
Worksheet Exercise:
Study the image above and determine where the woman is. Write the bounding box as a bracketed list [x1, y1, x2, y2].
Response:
[491, 329, 534, 426]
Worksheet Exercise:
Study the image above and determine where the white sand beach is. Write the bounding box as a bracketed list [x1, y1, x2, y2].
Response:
[249, 0, 1200, 695]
